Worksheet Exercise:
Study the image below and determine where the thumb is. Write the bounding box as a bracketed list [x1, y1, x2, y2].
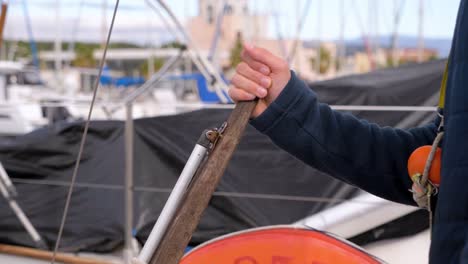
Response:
[243, 43, 287, 72]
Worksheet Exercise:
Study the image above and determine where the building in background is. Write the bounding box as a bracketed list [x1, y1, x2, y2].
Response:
[188, 0, 337, 81]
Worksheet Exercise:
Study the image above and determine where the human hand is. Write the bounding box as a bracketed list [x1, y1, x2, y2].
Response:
[228, 43, 291, 118]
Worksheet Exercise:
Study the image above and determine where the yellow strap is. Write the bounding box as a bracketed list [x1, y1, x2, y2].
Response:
[438, 62, 449, 109]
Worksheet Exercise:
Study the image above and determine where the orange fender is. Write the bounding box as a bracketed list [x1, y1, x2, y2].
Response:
[408, 146, 442, 185]
[181, 226, 381, 264]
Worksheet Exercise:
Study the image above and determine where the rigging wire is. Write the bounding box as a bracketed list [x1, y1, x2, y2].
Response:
[350, 2, 367, 47]
[144, 0, 180, 42]
[390, 0, 407, 67]
[11, 178, 407, 207]
[337, 0, 347, 72]
[315, 0, 323, 74]
[287, 0, 313, 64]
[50, 0, 120, 263]
[64, 0, 84, 69]
[351, 0, 376, 69]
[21, 0, 39, 68]
[207, 0, 228, 61]
[271, 0, 287, 59]
[144, 0, 230, 104]
[10, 0, 142, 11]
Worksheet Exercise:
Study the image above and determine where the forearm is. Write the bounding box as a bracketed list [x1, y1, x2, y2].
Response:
[251, 71, 438, 205]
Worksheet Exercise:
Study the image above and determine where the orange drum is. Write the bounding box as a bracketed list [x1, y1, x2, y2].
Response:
[181, 226, 382, 264]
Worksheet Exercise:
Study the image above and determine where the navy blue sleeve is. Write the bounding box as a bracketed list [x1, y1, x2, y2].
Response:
[251, 71, 438, 205]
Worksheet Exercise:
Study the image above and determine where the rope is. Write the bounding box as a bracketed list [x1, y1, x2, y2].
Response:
[50, 1, 120, 263]
[423, 114, 444, 235]
[421, 130, 444, 187]
[409, 111, 443, 238]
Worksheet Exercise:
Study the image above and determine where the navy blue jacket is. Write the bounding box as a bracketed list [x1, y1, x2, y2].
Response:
[251, 1, 467, 262]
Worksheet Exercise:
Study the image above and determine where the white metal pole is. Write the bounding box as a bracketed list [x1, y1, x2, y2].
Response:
[0, 162, 16, 198]
[0, 177, 46, 249]
[134, 143, 208, 264]
[124, 104, 134, 264]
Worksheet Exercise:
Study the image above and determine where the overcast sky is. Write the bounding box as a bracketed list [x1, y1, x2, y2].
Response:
[3, 0, 461, 45]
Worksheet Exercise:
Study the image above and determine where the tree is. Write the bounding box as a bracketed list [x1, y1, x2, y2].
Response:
[160, 41, 185, 49]
[229, 32, 243, 69]
[72, 43, 99, 68]
[309, 45, 331, 74]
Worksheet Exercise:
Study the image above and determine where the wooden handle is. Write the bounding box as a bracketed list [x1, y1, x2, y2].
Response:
[149, 100, 257, 264]
[0, 244, 113, 264]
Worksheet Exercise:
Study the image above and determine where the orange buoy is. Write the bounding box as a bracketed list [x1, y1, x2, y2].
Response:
[181, 226, 381, 264]
[407, 146, 442, 185]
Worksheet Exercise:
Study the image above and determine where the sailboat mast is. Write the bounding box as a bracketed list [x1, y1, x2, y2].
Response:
[417, 0, 424, 63]
[368, 0, 374, 60]
[288, 0, 312, 67]
[22, 0, 39, 68]
[55, 0, 62, 88]
[102, 0, 108, 48]
[294, 0, 300, 71]
[65, 0, 83, 69]
[338, 0, 345, 73]
[390, 0, 405, 67]
[374, 0, 380, 63]
[370, 0, 380, 68]
[316, 0, 322, 76]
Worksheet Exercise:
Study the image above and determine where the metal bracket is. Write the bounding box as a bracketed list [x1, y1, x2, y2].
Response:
[205, 122, 228, 150]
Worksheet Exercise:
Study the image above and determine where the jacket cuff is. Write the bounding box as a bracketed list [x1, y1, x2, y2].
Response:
[250, 70, 305, 133]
